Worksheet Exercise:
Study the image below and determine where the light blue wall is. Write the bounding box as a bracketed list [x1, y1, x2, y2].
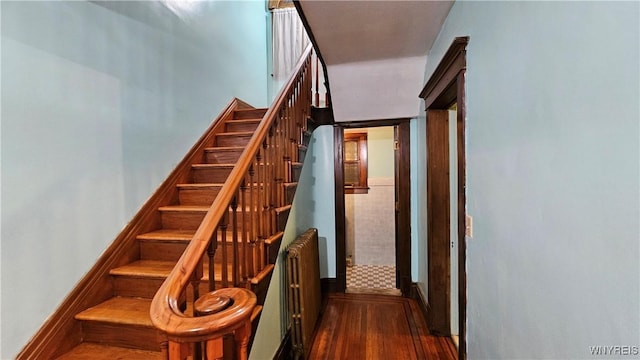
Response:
[424, 2, 639, 358]
[292, 125, 337, 278]
[1, 1, 268, 357]
[250, 125, 336, 359]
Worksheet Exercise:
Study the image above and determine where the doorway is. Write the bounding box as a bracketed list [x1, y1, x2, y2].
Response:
[334, 120, 411, 296]
[420, 36, 468, 359]
[343, 126, 400, 296]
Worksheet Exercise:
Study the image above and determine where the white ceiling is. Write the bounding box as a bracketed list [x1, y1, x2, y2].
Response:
[298, 0, 454, 121]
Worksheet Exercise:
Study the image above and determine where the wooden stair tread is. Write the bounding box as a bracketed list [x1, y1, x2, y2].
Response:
[250, 264, 275, 285]
[265, 231, 284, 245]
[56, 343, 163, 360]
[110, 260, 175, 278]
[111, 259, 238, 281]
[75, 297, 153, 327]
[137, 228, 279, 243]
[226, 119, 261, 124]
[216, 131, 254, 136]
[192, 163, 234, 168]
[204, 146, 245, 152]
[275, 204, 292, 213]
[157, 205, 209, 212]
[176, 183, 224, 189]
[251, 305, 263, 322]
[137, 229, 195, 242]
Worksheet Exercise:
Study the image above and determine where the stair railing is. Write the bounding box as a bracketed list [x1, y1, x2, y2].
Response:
[150, 43, 314, 360]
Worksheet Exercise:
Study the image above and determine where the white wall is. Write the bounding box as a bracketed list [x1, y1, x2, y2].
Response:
[423, 2, 639, 358]
[329, 56, 426, 122]
[0, 1, 268, 357]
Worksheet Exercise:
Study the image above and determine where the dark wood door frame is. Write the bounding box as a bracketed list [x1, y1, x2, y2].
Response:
[419, 36, 469, 360]
[334, 119, 412, 296]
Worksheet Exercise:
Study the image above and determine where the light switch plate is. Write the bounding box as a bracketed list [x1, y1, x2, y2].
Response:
[465, 214, 473, 238]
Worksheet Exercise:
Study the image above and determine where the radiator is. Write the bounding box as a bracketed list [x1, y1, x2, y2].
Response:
[286, 228, 322, 359]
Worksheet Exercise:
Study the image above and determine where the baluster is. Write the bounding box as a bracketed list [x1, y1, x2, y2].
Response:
[263, 127, 274, 268]
[315, 54, 319, 107]
[204, 338, 224, 360]
[208, 229, 217, 292]
[191, 265, 202, 315]
[269, 124, 277, 234]
[234, 321, 252, 360]
[293, 86, 299, 162]
[230, 194, 239, 287]
[248, 164, 256, 278]
[240, 177, 248, 283]
[255, 149, 264, 250]
[279, 112, 284, 208]
[168, 341, 189, 360]
[272, 114, 280, 211]
[259, 142, 268, 270]
[190, 251, 203, 360]
[266, 139, 272, 238]
[220, 214, 228, 288]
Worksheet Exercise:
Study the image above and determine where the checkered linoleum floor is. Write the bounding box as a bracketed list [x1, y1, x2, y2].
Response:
[346, 265, 397, 290]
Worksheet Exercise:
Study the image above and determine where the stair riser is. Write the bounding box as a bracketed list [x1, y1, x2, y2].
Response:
[191, 167, 233, 183]
[303, 131, 312, 146]
[291, 164, 303, 183]
[275, 207, 290, 233]
[215, 134, 252, 147]
[112, 277, 165, 299]
[298, 147, 307, 163]
[226, 122, 259, 132]
[160, 211, 206, 230]
[112, 270, 246, 299]
[81, 323, 161, 351]
[205, 149, 243, 164]
[140, 241, 188, 262]
[233, 109, 266, 120]
[285, 184, 297, 205]
[178, 188, 221, 206]
[157, 210, 255, 233]
[140, 241, 250, 262]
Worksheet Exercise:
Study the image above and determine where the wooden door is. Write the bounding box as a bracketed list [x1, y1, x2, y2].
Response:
[394, 122, 411, 296]
[426, 109, 451, 335]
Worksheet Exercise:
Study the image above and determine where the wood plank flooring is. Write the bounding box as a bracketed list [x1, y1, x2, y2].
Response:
[308, 293, 457, 360]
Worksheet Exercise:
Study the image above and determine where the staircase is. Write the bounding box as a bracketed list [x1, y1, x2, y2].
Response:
[19, 45, 319, 360]
[57, 108, 274, 359]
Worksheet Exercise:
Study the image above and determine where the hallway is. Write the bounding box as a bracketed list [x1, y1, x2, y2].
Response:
[308, 293, 457, 359]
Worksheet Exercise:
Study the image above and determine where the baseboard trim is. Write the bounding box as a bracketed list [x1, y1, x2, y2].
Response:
[321, 277, 338, 295]
[410, 282, 429, 326]
[272, 327, 292, 360]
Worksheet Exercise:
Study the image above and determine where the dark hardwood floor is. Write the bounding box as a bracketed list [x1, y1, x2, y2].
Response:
[308, 293, 457, 360]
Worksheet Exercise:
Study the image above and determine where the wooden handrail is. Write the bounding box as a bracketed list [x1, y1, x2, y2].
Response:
[150, 44, 314, 356]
